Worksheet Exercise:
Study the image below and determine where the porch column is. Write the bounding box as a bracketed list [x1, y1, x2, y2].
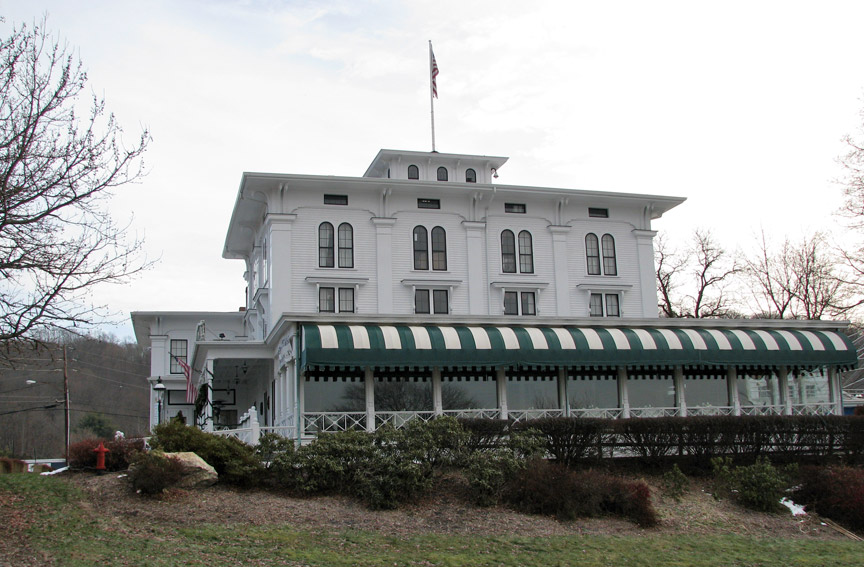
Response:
[364, 367, 375, 432]
[432, 367, 443, 416]
[496, 368, 508, 420]
[726, 366, 741, 416]
[617, 367, 630, 419]
[558, 368, 569, 417]
[674, 366, 686, 417]
[778, 366, 791, 415]
[828, 366, 842, 415]
[295, 365, 303, 441]
[204, 359, 215, 432]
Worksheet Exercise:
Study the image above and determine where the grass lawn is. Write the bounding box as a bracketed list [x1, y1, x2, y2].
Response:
[2, 473, 861, 566]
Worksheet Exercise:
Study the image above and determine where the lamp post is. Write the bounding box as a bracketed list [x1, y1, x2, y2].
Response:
[154, 377, 166, 425]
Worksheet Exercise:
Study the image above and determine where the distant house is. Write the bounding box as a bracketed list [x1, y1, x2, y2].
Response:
[132, 148, 857, 443]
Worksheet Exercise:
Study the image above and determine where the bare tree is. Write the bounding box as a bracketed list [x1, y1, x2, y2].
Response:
[0, 18, 150, 344]
[744, 231, 856, 320]
[655, 229, 739, 318]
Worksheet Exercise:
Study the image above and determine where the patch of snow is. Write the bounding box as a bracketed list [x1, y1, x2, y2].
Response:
[40, 466, 68, 476]
[780, 497, 806, 516]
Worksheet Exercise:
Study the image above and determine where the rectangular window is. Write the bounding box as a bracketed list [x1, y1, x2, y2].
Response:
[589, 293, 604, 317]
[520, 292, 536, 316]
[169, 339, 187, 374]
[588, 207, 609, 218]
[339, 288, 355, 313]
[415, 289, 430, 314]
[319, 287, 335, 312]
[433, 289, 449, 314]
[505, 203, 526, 214]
[605, 294, 620, 317]
[503, 291, 518, 315]
[418, 198, 440, 209]
[323, 194, 348, 205]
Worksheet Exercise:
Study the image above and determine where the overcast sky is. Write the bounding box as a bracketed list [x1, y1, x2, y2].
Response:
[2, 0, 863, 341]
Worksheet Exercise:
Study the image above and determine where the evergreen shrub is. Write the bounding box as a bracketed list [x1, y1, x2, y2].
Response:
[128, 452, 186, 495]
[794, 466, 864, 531]
[149, 421, 263, 486]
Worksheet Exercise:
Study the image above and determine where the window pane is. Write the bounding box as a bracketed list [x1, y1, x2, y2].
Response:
[465, 168, 476, 183]
[170, 339, 187, 374]
[323, 194, 348, 205]
[568, 375, 618, 410]
[521, 292, 536, 316]
[338, 288, 354, 313]
[518, 231, 533, 273]
[433, 289, 448, 314]
[338, 223, 353, 268]
[415, 289, 430, 314]
[413, 226, 428, 270]
[431, 227, 447, 271]
[437, 166, 448, 181]
[319, 287, 335, 312]
[589, 293, 604, 317]
[586, 234, 600, 275]
[601, 234, 617, 275]
[375, 377, 433, 411]
[605, 294, 620, 317]
[503, 291, 518, 315]
[507, 375, 557, 410]
[501, 231, 516, 273]
[318, 223, 334, 268]
[408, 165, 419, 179]
[418, 198, 440, 209]
[628, 376, 675, 410]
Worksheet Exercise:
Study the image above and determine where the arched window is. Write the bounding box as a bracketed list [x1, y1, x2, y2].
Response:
[501, 230, 516, 273]
[518, 230, 534, 273]
[601, 234, 617, 276]
[318, 222, 334, 268]
[337, 223, 353, 268]
[437, 166, 448, 181]
[465, 168, 476, 183]
[408, 165, 419, 179]
[413, 226, 428, 270]
[585, 233, 600, 275]
[431, 226, 447, 271]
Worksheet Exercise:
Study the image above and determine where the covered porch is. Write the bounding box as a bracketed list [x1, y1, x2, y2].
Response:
[298, 323, 855, 439]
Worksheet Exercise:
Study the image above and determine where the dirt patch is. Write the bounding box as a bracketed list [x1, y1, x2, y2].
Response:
[66, 472, 846, 541]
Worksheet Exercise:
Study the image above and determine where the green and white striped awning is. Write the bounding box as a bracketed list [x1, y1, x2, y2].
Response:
[300, 324, 857, 370]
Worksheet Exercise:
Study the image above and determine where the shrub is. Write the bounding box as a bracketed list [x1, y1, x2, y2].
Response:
[128, 452, 186, 495]
[794, 466, 864, 531]
[516, 418, 607, 466]
[504, 459, 659, 527]
[0, 457, 27, 474]
[711, 456, 795, 513]
[68, 437, 146, 471]
[149, 421, 263, 486]
[661, 464, 688, 502]
[457, 418, 511, 452]
[399, 416, 470, 469]
[465, 448, 524, 507]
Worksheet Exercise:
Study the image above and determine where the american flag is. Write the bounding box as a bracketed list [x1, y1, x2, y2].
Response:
[178, 358, 196, 404]
[430, 44, 439, 99]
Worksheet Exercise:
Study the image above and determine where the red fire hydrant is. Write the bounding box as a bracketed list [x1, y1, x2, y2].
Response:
[93, 441, 110, 475]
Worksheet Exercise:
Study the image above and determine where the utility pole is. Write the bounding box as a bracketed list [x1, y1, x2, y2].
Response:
[63, 345, 70, 465]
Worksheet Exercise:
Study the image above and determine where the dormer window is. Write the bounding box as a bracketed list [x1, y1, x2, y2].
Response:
[465, 168, 476, 183]
[437, 167, 448, 181]
[408, 165, 419, 180]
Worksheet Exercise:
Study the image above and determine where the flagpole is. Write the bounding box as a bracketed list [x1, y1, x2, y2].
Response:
[429, 40, 436, 152]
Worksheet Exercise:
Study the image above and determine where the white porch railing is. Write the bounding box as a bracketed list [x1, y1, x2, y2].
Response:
[739, 404, 783, 416]
[375, 411, 436, 428]
[791, 403, 835, 416]
[570, 407, 623, 419]
[687, 405, 734, 416]
[508, 409, 565, 422]
[303, 412, 366, 434]
[442, 408, 501, 420]
[629, 407, 678, 418]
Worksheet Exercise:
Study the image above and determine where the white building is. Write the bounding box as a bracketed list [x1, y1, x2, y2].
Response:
[132, 148, 857, 443]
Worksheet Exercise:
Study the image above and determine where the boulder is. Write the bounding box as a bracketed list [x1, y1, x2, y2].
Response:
[163, 451, 218, 488]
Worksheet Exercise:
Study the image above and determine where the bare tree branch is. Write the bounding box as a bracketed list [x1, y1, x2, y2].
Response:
[0, 17, 151, 345]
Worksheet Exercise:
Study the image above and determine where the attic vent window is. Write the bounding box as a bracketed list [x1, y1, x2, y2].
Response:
[589, 207, 609, 218]
[324, 194, 348, 206]
[505, 203, 526, 214]
[418, 198, 440, 209]
[465, 168, 477, 183]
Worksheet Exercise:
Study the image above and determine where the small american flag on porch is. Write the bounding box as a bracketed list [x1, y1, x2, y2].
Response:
[178, 358, 196, 404]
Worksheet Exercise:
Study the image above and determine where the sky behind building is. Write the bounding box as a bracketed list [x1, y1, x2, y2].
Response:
[2, 0, 863, 340]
